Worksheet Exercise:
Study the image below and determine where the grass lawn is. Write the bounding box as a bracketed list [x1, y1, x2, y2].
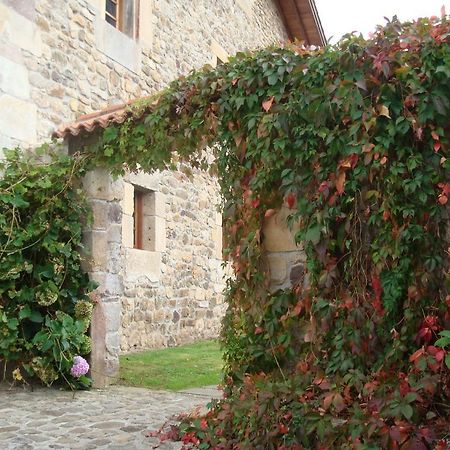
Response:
[118, 339, 223, 391]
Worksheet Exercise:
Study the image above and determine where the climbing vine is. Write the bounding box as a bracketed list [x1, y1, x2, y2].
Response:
[0, 147, 95, 388]
[1, 12, 449, 447]
[87, 15, 450, 447]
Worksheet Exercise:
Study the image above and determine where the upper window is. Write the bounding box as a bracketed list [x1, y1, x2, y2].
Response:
[105, 0, 137, 39]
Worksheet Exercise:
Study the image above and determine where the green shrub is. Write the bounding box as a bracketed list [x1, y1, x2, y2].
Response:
[0, 147, 95, 388]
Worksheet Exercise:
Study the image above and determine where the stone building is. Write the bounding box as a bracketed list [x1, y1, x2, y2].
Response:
[0, 0, 324, 386]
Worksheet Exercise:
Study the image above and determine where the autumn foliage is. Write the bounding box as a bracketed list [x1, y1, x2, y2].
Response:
[91, 15, 450, 449]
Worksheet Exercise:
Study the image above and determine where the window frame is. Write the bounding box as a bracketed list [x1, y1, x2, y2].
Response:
[105, 0, 118, 28]
[133, 188, 144, 250]
[104, 0, 139, 40]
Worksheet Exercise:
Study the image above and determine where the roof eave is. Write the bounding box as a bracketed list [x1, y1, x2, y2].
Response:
[275, 0, 326, 46]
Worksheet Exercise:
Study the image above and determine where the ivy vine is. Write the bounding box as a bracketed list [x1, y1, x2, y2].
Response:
[1, 13, 449, 447]
[86, 16, 449, 447]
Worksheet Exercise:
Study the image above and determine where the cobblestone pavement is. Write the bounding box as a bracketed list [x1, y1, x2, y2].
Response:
[0, 384, 219, 450]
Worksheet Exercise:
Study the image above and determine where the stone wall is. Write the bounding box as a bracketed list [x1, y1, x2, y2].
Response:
[0, 0, 287, 150]
[119, 167, 225, 352]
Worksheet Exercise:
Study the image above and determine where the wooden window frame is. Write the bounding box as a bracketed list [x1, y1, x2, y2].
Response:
[105, 0, 118, 28]
[105, 0, 139, 39]
[133, 189, 144, 249]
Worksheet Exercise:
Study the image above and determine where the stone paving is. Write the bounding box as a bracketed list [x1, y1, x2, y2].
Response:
[0, 384, 219, 450]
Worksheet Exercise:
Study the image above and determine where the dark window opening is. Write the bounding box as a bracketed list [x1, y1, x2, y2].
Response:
[105, 0, 118, 27]
[134, 189, 143, 249]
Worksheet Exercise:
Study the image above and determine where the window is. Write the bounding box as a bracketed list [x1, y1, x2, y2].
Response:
[133, 188, 143, 249]
[122, 182, 166, 252]
[105, 0, 137, 39]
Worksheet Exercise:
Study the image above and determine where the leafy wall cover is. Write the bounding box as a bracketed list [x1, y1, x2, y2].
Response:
[1, 13, 449, 447]
[89, 16, 449, 447]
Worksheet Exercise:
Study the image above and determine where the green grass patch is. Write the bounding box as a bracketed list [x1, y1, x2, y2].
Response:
[118, 340, 223, 391]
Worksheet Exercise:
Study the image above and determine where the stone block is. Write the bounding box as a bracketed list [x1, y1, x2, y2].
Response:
[86, 0, 102, 13]
[107, 223, 122, 243]
[106, 332, 120, 358]
[122, 182, 134, 216]
[289, 263, 305, 286]
[139, 0, 153, 49]
[125, 170, 159, 191]
[215, 212, 222, 227]
[0, 55, 30, 99]
[90, 300, 108, 388]
[266, 253, 288, 284]
[124, 248, 161, 282]
[262, 206, 302, 252]
[210, 39, 229, 64]
[94, 16, 141, 74]
[143, 191, 166, 217]
[104, 274, 124, 296]
[211, 226, 222, 259]
[83, 169, 116, 201]
[0, 4, 42, 56]
[122, 214, 134, 248]
[89, 199, 109, 230]
[82, 230, 108, 271]
[104, 302, 121, 333]
[108, 202, 122, 223]
[142, 215, 166, 252]
[4, 0, 36, 21]
[104, 354, 120, 378]
[0, 94, 36, 143]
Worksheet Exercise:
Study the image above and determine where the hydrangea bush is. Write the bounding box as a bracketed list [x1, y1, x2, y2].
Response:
[0, 148, 95, 389]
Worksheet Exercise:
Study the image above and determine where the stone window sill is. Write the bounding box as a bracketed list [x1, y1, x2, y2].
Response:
[94, 17, 141, 74]
[124, 248, 160, 282]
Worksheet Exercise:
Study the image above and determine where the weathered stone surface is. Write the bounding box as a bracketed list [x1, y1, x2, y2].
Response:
[0, 94, 36, 143]
[82, 230, 108, 271]
[0, 385, 219, 450]
[90, 300, 108, 388]
[0, 55, 30, 99]
[121, 213, 134, 248]
[124, 248, 161, 282]
[0, 4, 42, 56]
[144, 190, 166, 217]
[262, 206, 302, 252]
[121, 182, 134, 216]
[82, 169, 108, 198]
[290, 263, 305, 286]
[266, 253, 287, 284]
[142, 215, 166, 252]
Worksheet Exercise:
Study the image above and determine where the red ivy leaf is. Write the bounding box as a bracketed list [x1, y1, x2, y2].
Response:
[409, 348, 425, 362]
[285, 192, 296, 209]
[336, 170, 346, 195]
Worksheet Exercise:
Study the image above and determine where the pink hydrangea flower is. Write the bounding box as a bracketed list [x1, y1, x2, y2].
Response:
[70, 355, 89, 378]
